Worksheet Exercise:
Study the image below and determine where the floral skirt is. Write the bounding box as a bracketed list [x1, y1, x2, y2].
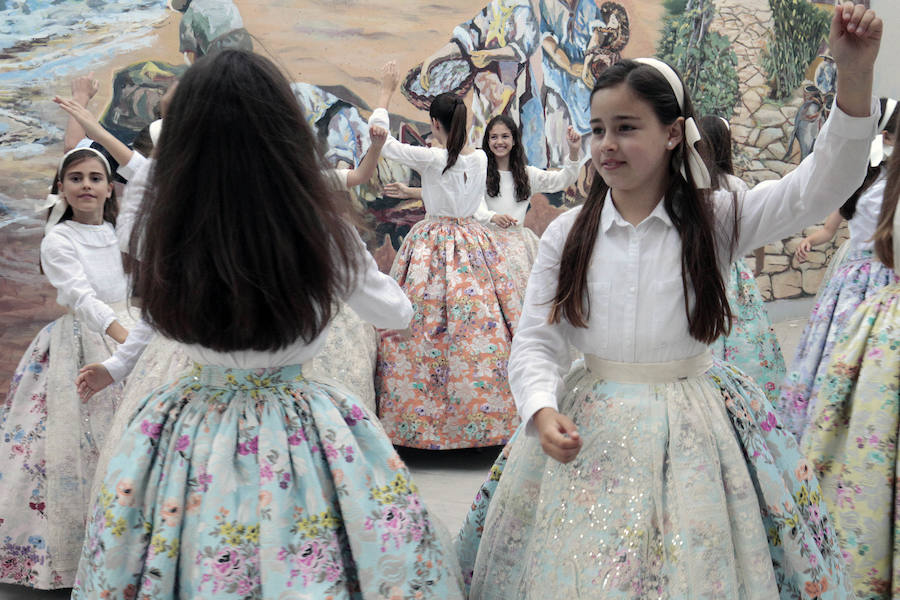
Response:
[457, 355, 850, 599]
[777, 249, 897, 439]
[376, 217, 522, 449]
[801, 283, 900, 599]
[72, 364, 463, 599]
[711, 258, 786, 404]
[485, 224, 540, 298]
[0, 308, 133, 589]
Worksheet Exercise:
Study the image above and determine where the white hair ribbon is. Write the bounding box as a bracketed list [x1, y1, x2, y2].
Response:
[44, 147, 113, 236]
[871, 98, 898, 167]
[718, 116, 731, 130]
[149, 119, 163, 146]
[634, 57, 711, 189]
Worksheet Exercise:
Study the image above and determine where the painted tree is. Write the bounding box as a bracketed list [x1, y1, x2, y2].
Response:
[762, 0, 830, 100]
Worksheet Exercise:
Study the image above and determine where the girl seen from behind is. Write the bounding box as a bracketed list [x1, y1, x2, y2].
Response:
[72, 50, 462, 599]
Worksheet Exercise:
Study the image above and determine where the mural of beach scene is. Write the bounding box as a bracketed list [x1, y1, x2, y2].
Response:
[0, 0, 866, 402]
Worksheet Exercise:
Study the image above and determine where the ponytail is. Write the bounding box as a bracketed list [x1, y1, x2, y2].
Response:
[429, 92, 469, 173]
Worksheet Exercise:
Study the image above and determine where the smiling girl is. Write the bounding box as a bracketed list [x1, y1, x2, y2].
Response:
[460, 3, 882, 597]
[0, 148, 134, 589]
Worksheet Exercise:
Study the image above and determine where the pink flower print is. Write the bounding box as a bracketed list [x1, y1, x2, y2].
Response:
[196, 469, 213, 492]
[238, 436, 259, 455]
[288, 429, 307, 446]
[295, 540, 327, 581]
[237, 577, 255, 596]
[765, 381, 776, 392]
[869, 434, 880, 445]
[186, 493, 203, 514]
[795, 460, 813, 481]
[116, 479, 136, 507]
[175, 435, 190, 452]
[260, 462, 274, 483]
[213, 547, 244, 581]
[323, 443, 339, 461]
[867, 347, 884, 360]
[332, 469, 345, 486]
[141, 420, 162, 440]
[258, 490, 272, 508]
[382, 505, 409, 536]
[759, 412, 777, 432]
[160, 497, 182, 527]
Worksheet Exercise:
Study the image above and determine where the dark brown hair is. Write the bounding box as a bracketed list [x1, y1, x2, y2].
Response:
[130, 49, 359, 352]
[483, 114, 531, 202]
[48, 150, 118, 227]
[874, 115, 900, 269]
[430, 92, 468, 173]
[549, 59, 735, 344]
[697, 115, 734, 184]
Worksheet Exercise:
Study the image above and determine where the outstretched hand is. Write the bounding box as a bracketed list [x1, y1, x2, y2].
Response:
[383, 182, 417, 199]
[54, 96, 103, 139]
[75, 363, 113, 402]
[71, 73, 99, 104]
[382, 61, 400, 94]
[533, 407, 582, 463]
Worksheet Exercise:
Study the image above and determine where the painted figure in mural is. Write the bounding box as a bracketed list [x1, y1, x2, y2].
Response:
[72, 49, 463, 599]
[412, 0, 546, 167]
[175, 0, 252, 64]
[457, 4, 881, 593]
[0, 148, 134, 590]
[540, 0, 630, 166]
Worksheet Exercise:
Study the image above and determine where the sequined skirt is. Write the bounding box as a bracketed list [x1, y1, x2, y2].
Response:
[457, 355, 851, 599]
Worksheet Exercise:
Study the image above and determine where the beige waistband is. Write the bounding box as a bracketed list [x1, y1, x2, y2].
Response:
[583, 352, 713, 384]
[424, 215, 476, 224]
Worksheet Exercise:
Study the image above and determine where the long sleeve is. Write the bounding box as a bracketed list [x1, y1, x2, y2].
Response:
[473, 197, 495, 224]
[40, 234, 117, 334]
[526, 158, 582, 194]
[725, 100, 879, 257]
[118, 156, 154, 254]
[368, 108, 438, 171]
[343, 230, 413, 330]
[101, 318, 155, 383]
[508, 214, 574, 434]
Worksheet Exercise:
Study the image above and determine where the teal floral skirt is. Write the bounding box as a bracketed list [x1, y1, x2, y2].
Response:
[72, 364, 462, 599]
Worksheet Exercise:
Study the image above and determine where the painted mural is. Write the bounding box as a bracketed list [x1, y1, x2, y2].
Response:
[0, 0, 866, 399]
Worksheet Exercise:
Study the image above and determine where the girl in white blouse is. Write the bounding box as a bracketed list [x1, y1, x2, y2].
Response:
[459, 4, 881, 598]
[0, 147, 135, 589]
[71, 49, 462, 599]
[372, 61, 523, 450]
[473, 114, 583, 297]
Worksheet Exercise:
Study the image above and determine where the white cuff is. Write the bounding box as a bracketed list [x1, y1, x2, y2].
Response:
[519, 391, 559, 438]
[102, 355, 129, 384]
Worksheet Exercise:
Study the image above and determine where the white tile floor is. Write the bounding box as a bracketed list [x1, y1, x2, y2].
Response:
[0, 317, 808, 599]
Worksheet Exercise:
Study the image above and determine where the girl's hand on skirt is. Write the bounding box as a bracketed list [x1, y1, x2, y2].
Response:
[533, 407, 582, 463]
[76, 363, 113, 402]
[490, 214, 517, 228]
[380, 327, 412, 342]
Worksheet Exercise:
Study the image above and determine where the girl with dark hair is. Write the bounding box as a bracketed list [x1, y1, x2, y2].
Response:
[71, 50, 463, 599]
[0, 148, 135, 590]
[373, 61, 522, 450]
[801, 113, 900, 599]
[458, 5, 880, 597]
[698, 115, 786, 405]
[777, 96, 899, 439]
[473, 114, 583, 296]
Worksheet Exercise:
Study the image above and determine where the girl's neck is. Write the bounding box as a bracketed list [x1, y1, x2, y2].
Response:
[495, 155, 511, 171]
[609, 177, 668, 227]
[71, 211, 104, 226]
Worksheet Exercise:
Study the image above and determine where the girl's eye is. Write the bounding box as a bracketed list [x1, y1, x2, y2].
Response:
[619, 125, 635, 132]
[591, 127, 604, 136]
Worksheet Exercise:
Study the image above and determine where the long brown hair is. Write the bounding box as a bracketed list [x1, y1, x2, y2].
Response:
[874, 116, 900, 269]
[130, 49, 359, 352]
[430, 92, 467, 173]
[549, 59, 736, 344]
[483, 114, 531, 202]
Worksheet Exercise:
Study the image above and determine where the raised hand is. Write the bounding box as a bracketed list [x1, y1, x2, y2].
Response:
[71, 72, 99, 105]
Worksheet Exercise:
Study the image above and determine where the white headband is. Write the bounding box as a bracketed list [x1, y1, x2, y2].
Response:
[149, 119, 163, 145]
[44, 147, 113, 236]
[634, 57, 711, 189]
[718, 116, 731, 131]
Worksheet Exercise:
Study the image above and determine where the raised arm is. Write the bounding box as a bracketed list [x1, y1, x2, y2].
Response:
[528, 127, 583, 193]
[63, 74, 99, 151]
[55, 96, 134, 168]
[345, 126, 388, 188]
[795, 210, 843, 262]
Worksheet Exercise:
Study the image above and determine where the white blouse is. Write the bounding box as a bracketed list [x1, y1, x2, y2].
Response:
[368, 108, 488, 217]
[847, 168, 887, 251]
[474, 160, 583, 226]
[116, 152, 152, 254]
[40, 221, 128, 334]
[511, 101, 879, 428]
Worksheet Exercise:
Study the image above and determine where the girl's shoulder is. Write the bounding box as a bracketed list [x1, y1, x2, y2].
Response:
[543, 204, 582, 239]
[42, 221, 117, 251]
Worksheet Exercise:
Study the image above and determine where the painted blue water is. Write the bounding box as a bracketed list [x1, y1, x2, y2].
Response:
[0, 0, 169, 84]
